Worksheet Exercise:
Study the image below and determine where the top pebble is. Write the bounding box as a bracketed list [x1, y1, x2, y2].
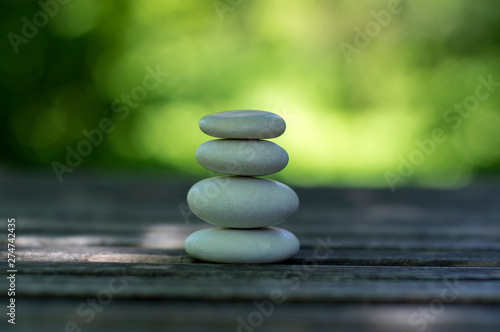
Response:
[199, 110, 286, 139]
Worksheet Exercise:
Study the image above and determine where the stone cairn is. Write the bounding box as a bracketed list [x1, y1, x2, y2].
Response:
[184, 110, 299, 263]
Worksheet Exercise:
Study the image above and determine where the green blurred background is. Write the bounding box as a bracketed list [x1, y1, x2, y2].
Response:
[1, 0, 499, 187]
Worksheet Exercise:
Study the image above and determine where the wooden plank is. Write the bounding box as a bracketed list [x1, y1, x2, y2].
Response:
[6, 301, 500, 332]
[6, 219, 500, 237]
[5, 234, 500, 251]
[2, 173, 500, 332]
[11, 262, 500, 281]
[6, 247, 500, 266]
[7, 275, 500, 303]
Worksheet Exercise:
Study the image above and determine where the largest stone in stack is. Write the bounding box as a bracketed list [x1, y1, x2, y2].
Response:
[184, 110, 299, 263]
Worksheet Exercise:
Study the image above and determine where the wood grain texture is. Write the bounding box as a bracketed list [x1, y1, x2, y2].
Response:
[0, 172, 499, 331]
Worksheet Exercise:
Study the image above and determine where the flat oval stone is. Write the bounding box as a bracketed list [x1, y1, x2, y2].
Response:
[196, 139, 289, 176]
[187, 177, 299, 228]
[199, 110, 286, 139]
[184, 227, 300, 263]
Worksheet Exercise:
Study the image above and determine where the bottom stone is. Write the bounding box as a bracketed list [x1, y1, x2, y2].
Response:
[184, 227, 300, 264]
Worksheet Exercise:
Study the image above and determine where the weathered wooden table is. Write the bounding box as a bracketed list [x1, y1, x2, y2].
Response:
[1, 173, 499, 331]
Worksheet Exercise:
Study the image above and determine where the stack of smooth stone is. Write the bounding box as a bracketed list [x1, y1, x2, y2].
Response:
[184, 110, 300, 263]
